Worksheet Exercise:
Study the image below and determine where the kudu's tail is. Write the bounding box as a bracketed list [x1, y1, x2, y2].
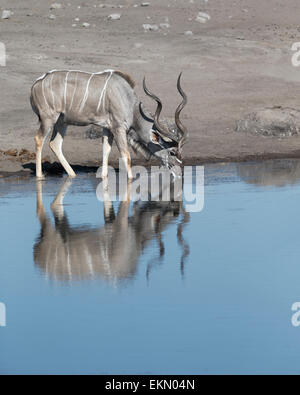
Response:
[30, 93, 41, 122]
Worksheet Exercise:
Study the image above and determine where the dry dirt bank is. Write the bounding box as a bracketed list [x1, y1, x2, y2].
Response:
[1, 0, 300, 175]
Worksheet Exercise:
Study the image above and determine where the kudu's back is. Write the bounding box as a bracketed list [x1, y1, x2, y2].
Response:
[30, 70, 137, 127]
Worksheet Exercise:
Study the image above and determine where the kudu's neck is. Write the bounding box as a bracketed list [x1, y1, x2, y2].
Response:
[132, 101, 153, 136]
[127, 101, 154, 160]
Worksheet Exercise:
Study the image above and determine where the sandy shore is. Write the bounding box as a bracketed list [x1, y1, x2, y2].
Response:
[1, 0, 300, 175]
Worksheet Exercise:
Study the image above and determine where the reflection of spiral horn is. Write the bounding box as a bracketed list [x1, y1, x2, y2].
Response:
[177, 209, 190, 278]
[146, 231, 165, 283]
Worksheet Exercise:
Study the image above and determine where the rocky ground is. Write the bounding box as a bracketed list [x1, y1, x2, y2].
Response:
[1, 0, 300, 176]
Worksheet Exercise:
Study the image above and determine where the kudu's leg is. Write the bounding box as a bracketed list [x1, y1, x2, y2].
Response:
[49, 116, 76, 178]
[102, 178, 131, 224]
[36, 180, 46, 221]
[51, 178, 73, 221]
[35, 120, 53, 179]
[114, 127, 133, 179]
[101, 128, 114, 178]
[102, 177, 116, 224]
[35, 129, 44, 179]
[34, 180, 58, 272]
[116, 181, 131, 223]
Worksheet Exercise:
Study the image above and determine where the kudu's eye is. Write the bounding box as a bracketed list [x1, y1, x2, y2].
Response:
[170, 150, 176, 156]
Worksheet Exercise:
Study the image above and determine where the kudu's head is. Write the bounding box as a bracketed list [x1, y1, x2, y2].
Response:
[133, 73, 188, 169]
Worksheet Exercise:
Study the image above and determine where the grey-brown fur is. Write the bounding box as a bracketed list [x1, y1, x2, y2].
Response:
[30, 69, 186, 179]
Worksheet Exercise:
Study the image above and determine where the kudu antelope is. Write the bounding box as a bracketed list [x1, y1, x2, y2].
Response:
[34, 179, 190, 283]
[30, 69, 188, 179]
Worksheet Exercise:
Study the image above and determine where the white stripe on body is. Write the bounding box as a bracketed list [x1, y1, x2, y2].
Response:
[96, 70, 114, 113]
[50, 72, 55, 109]
[64, 71, 70, 112]
[34, 69, 115, 113]
[69, 72, 78, 112]
[79, 73, 94, 112]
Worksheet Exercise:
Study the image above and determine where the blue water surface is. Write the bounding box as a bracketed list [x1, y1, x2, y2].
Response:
[1, 160, 300, 374]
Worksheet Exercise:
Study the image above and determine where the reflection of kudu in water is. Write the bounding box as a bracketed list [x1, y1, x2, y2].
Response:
[236, 160, 300, 187]
[34, 179, 190, 283]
